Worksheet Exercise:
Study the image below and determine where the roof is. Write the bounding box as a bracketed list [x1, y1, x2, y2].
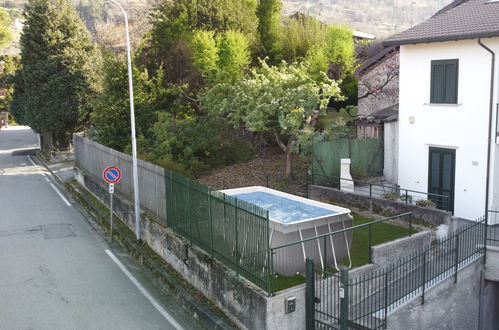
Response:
[383, 0, 499, 46]
[353, 31, 376, 40]
[354, 104, 399, 125]
[355, 46, 399, 77]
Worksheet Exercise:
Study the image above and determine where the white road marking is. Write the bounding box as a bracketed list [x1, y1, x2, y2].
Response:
[105, 249, 184, 330]
[27, 155, 36, 166]
[27, 155, 71, 206]
[50, 183, 71, 206]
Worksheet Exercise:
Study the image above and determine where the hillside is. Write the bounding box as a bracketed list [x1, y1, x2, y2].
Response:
[282, 0, 454, 37]
[0, 0, 453, 53]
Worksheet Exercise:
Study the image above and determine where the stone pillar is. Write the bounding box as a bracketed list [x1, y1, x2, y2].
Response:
[340, 158, 354, 193]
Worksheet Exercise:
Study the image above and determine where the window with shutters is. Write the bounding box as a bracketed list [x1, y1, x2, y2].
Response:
[430, 59, 458, 104]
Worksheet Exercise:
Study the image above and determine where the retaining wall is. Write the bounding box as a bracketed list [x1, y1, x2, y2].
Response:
[387, 259, 482, 330]
[371, 231, 432, 268]
[309, 185, 452, 226]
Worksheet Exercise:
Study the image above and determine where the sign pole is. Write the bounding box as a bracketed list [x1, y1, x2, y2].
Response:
[103, 166, 121, 243]
[109, 183, 114, 242]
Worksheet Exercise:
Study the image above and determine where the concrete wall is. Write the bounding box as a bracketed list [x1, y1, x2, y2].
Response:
[482, 280, 499, 330]
[75, 135, 167, 223]
[387, 259, 482, 330]
[484, 246, 499, 282]
[75, 168, 306, 330]
[384, 120, 399, 184]
[309, 185, 452, 226]
[398, 38, 499, 220]
[371, 231, 431, 268]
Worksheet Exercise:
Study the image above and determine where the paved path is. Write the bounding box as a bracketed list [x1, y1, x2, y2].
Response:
[0, 127, 203, 330]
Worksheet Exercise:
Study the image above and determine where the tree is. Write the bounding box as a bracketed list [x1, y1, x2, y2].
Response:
[281, 12, 326, 63]
[0, 55, 20, 114]
[91, 51, 192, 153]
[136, 0, 258, 82]
[322, 26, 357, 80]
[10, 0, 101, 151]
[201, 61, 343, 178]
[256, 0, 282, 63]
[0, 8, 12, 48]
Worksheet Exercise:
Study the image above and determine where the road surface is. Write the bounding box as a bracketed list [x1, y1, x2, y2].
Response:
[0, 127, 207, 330]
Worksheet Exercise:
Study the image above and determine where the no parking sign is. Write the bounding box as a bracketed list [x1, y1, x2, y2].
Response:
[103, 166, 122, 184]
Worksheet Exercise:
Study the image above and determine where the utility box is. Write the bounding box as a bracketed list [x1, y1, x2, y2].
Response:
[284, 297, 296, 314]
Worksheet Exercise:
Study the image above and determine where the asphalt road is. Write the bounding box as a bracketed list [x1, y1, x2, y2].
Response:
[0, 127, 204, 330]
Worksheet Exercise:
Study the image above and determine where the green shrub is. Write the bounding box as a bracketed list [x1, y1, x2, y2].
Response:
[382, 192, 399, 201]
[416, 199, 436, 208]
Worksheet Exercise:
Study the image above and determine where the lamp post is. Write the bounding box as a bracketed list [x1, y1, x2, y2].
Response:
[107, 0, 141, 242]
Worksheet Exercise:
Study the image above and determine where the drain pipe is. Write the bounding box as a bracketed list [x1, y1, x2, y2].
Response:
[478, 38, 494, 227]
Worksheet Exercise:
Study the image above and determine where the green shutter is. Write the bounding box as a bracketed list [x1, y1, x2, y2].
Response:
[430, 59, 458, 104]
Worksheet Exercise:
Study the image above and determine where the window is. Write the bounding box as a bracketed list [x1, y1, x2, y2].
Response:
[430, 59, 458, 104]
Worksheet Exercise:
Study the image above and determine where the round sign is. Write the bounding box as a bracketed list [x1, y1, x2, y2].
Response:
[103, 166, 122, 184]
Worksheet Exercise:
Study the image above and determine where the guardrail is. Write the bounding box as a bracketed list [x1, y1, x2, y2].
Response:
[311, 174, 451, 212]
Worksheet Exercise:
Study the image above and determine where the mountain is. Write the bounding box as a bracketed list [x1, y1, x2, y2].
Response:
[282, 0, 454, 38]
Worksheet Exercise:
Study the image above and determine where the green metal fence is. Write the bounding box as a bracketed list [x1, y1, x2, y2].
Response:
[312, 139, 383, 179]
[306, 217, 487, 330]
[165, 170, 272, 293]
[312, 174, 451, 212]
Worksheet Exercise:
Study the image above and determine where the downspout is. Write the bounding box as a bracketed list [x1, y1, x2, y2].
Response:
[477, 38, 494, 330]
[477, 38, 494, 223]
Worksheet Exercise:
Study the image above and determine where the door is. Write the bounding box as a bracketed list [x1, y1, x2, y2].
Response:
[428, 147, 455, 212]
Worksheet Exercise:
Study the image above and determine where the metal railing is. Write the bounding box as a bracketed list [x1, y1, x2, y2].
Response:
[311, 174, 451, 212]
[307, 217, 486, 330]
[165, 170, 272, 293]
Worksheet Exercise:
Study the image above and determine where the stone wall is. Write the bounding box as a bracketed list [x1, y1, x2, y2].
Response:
[75, 168, 306, 330]
[309, 185, 453, 226]
[358, 50, 399, 117]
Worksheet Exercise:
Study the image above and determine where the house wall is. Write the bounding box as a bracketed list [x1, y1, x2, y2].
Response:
[398, 38, 499, 220]
[358, 50, 399, 117]
[384, 120, 399, 183]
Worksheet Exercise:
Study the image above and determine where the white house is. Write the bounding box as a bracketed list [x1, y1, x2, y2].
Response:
[384, 0, 499, 221]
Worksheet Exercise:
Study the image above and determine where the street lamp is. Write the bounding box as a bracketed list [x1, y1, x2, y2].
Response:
[410, 1, 416, 27]
[107, 0, 141, 242]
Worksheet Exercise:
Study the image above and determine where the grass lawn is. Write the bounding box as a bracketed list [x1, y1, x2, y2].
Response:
[272, 214, 417, 292]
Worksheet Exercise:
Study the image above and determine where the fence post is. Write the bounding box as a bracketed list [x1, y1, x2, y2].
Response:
[421, 249, 427, 305]
[305, 258, 315, 330]
[384, 268, 389, 325]
[454, 232, 460, 284]
[484, 214, 488, 265]
[168, 170, 174, 230]
[323, 236, 327, 270]
[209, 188, 214, 259]
[369, 183, 372, 197]
[267, 210, 273, 296]
[405, 190, 409, 204]
[339, 266, 350, 330]
[186, 179, 192, 242]
[409, 214, 413, 237]
[368, 225, 372, 264]
[235, 198, 239, 277]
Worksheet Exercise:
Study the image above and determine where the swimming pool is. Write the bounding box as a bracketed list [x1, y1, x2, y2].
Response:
[221, 186, 353, 276]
